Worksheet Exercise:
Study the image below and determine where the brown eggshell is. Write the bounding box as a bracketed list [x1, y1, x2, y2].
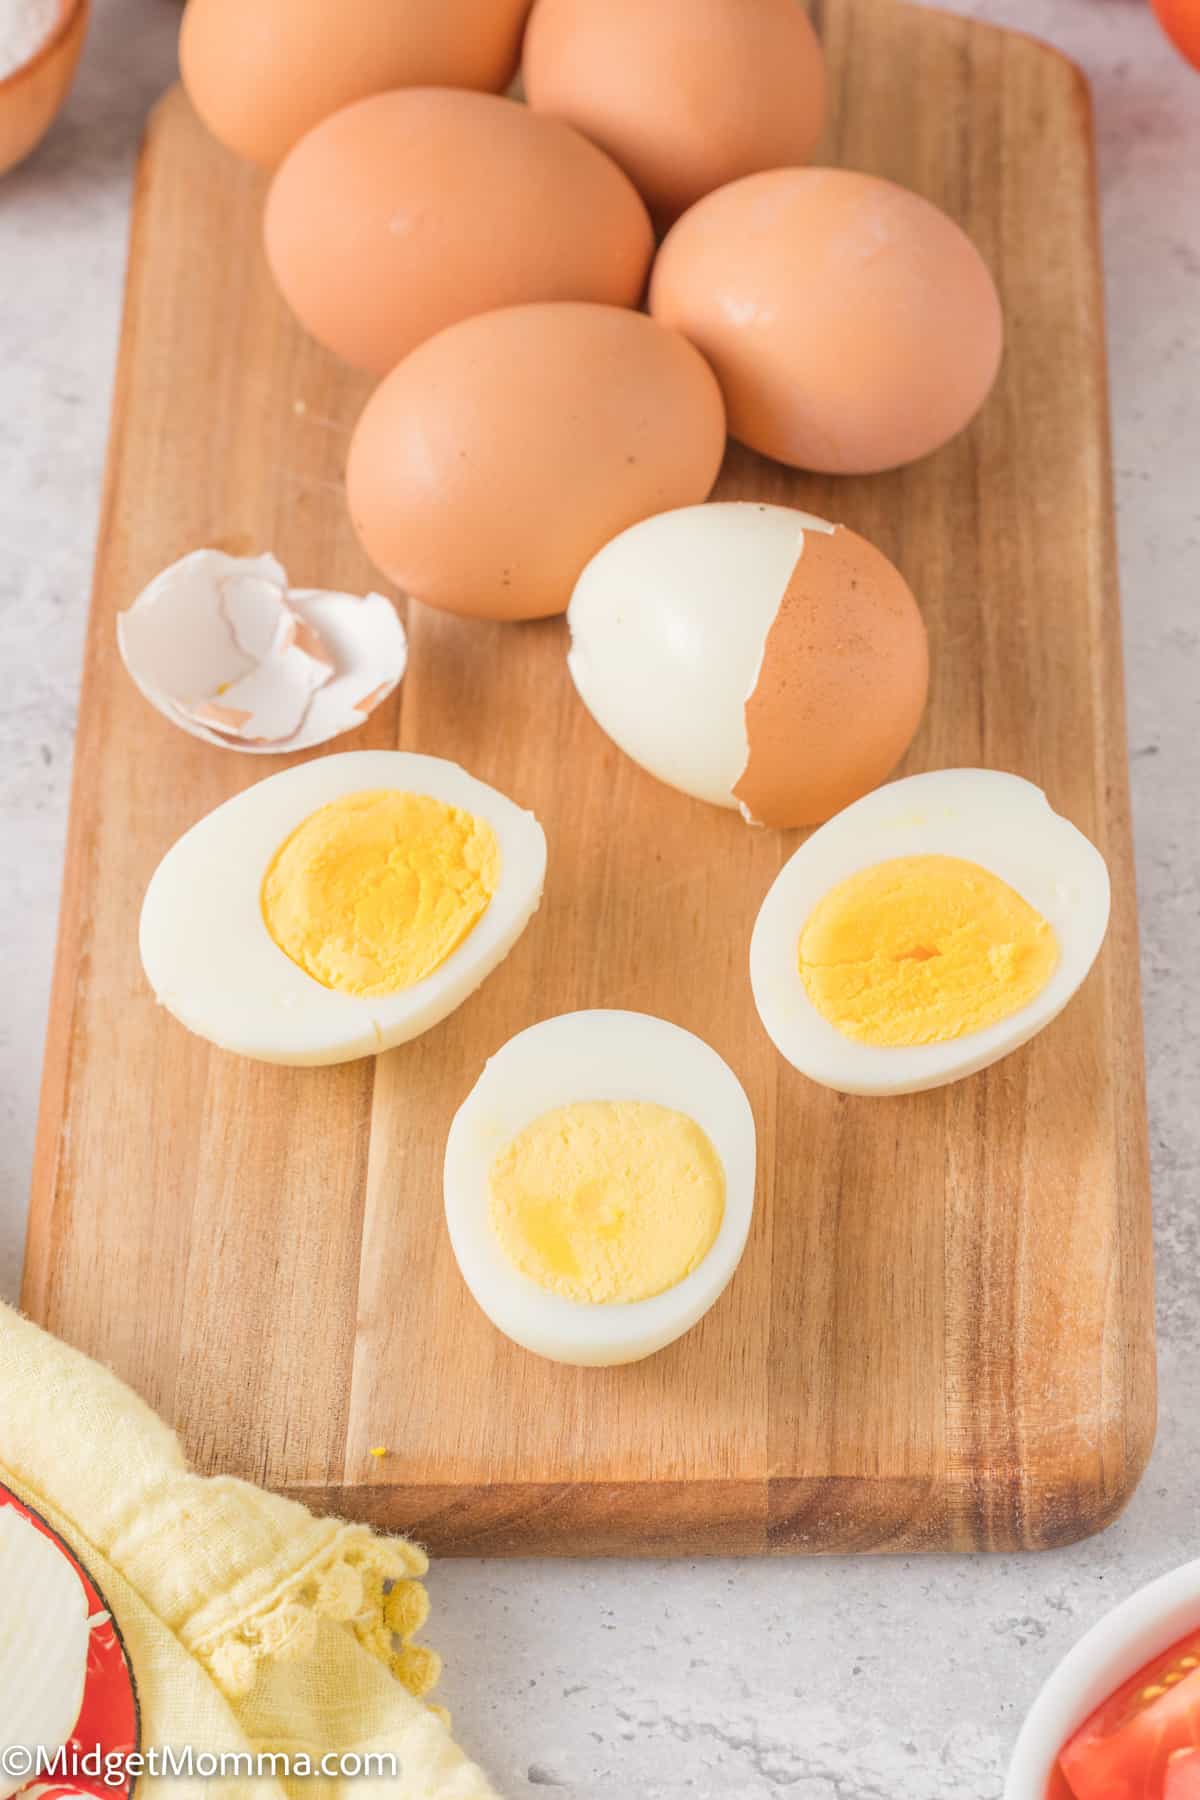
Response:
[522, 0, 826, 232]
[179, 0, 533, 167]
[264, 90, 654, 376]
[735, 525, 929, 826]
[650, 168, 1004, 474]
[345, 302, 726, 621]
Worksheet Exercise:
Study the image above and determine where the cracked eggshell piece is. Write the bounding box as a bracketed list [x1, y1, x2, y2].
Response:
[140, 751, 546, 1066]
[444, 1011, 757, 1365]
[117, 549, 407, 754]
[749, 769, 1111, 1096]
[0, 1505, 89, 1799]
[566, 501, 928, 827]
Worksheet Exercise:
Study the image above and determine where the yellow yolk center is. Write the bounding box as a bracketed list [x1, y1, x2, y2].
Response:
[797, 854, 1059, 1047]
[261, 789, 500, 998]
[488, 1100, 725, 1305]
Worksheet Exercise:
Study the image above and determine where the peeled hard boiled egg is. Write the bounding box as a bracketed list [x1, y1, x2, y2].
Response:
[346, 303, 726, 620]
[444, 1011, 756, 1365]
[522, 0, 826, 231]
[140, 751, 546, 1065]
[179, 0, 533, 167]
[750, 768, 1110, 1096]
[265, 90, 653, 375]
[650, 168, 1003, 474]
[566, 501, 928, 826]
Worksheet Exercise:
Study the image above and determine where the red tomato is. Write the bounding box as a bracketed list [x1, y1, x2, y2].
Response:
[1166, 1750, 1200, 1799]
[1046, 1763, 1078, 1800]
[1152, 0, 1200, 71]
[1058, 1631, 1200, 1799]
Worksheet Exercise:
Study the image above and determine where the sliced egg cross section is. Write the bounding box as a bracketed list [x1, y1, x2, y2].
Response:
[489, 1098, 726, 1305]
[140, 751, 546, 1065]
[750, 769, 1110, 1095]
[262, 788, 501, 997]
[444, 1011, 756, 1365]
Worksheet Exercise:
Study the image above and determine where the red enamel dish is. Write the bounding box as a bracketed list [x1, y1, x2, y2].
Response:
[0, 1484, 139, 1799]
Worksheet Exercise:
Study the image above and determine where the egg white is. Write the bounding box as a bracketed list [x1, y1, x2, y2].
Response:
[566, 502, 834, 808]
[750, 769, 1111, 1096]
[444, 1010, 757, 1365]
[139, 750, 547, 1066]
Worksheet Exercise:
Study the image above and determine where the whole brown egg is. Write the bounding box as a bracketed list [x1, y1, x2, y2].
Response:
[650, 167, 1004, 475]
[345, 303, 727, 621]
[522, 0, 826, 231]
[180, 0, 534, 167]
[265, 90, 654, 375]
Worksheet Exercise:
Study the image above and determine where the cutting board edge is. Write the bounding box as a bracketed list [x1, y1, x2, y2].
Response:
[287, 1432, 1156, 1558]
[19, 0, 1157, 1561]
[21, 108, 167, 1327]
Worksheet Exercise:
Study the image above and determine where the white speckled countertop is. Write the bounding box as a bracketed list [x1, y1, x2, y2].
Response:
[2, 2, 1198, 1793]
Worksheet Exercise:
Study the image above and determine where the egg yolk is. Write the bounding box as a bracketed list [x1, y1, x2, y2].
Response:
[261, 789, 499, 998]
[798, 854, 1059, 1047]
[488, 1100, 725, 1305]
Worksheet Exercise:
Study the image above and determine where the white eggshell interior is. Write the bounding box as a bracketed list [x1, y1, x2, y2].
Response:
[117, 549, 407, 754]
[444, 1010, 757, 1366]
[140, 751, 546, 1066]
[0, 1505, 89, 1799]
[566, 502, 835, 808]
[750, 768, 1111, 1096]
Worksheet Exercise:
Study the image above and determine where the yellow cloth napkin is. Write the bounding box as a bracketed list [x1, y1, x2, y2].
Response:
[0, 1302, 498, 1800]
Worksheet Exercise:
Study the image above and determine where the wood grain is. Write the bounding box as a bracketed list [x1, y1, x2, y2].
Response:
[23, 0, 1155, 1555]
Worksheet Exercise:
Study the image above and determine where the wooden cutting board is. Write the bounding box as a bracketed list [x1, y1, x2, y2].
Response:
[24, 0, 1155, 1556]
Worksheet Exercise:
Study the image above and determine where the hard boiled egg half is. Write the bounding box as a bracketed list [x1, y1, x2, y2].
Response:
[140, 751, 546, 1065]
[444, 1011, 756, 1364]
[566, 501, 928, 827]
[750, 769, 1110, 1096]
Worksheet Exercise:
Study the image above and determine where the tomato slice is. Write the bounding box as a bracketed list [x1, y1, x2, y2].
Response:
[1166, 1750, 1200, 1799]
[1058, 1631, 1200, 1800]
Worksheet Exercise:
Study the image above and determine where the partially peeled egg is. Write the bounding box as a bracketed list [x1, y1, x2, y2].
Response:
[566, 502, 928, 827]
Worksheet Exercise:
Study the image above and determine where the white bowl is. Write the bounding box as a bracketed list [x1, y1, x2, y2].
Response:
[1007, 1558, 1200, 1798]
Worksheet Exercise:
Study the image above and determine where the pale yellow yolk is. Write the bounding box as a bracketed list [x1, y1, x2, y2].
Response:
[261, 789, 499, 998]
[488, 1100, 725, 1305]
[798, 854, 1059, 1047]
